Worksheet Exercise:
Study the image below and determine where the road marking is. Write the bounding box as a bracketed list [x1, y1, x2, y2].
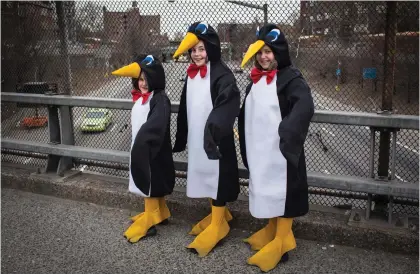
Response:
[395, 174, 410, 183]
[110, 124, 116, 132]
[233, 128, 239, 139]
[396, 141, 418, 155]
[388, 168, 411, 183]
[321, 127, 335, 137]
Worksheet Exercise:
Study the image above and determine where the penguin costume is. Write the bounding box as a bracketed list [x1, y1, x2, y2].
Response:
[172, 22, 240, 257]
[112, 54, 175, 243]
[238, 25, 315, 272]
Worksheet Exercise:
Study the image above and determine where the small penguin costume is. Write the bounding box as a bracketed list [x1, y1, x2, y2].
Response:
[238, 25, 315, 272]
[112, 54, 175, 243]
[173, 22, 240, 257]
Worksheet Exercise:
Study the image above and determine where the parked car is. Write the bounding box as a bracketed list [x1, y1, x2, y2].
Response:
[20, 116, 48, 129]
[80, 108, 113, 133]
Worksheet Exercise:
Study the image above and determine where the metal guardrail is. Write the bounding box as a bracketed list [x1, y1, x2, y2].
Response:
[2, 92, 419, 129]
[2, 138, 418, 200]
[1, 92, 419, 223]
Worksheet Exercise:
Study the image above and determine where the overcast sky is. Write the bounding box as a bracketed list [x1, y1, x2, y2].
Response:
[77, 1, 300, 39]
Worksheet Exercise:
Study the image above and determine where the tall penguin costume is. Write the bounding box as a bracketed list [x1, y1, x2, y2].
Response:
[172, 22, 240, 257]
[238, 25, 315, 272]
[112, 54, 175, 243]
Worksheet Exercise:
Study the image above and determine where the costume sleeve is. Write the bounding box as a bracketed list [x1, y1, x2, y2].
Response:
[238, 82, 253, 169]
[172, 79, 188, 152]
[278, 77, 315, 168]
[204, 73, 240, 160]
[132, 93, 171, 161]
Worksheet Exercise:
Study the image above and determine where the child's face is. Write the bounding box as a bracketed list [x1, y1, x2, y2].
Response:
[191, 40, 207, 67]
[137, 72, 149, 94]
[256, 45, 275, 70]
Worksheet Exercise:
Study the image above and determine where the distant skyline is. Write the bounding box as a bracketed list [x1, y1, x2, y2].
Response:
[76, 1, 300, 39]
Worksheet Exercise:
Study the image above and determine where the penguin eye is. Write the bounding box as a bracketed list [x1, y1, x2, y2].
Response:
[195, 22, 208, 35]
[141, 55, 154, 66]
[255, 26, 260, 37]
[266, 29, 281, 42]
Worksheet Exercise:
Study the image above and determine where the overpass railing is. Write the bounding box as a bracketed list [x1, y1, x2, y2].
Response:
[1, 92, 419, 224]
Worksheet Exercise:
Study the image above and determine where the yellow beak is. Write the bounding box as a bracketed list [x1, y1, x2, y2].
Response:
[111, 62, 141, 78]
[173, 32, 199, 59]
[240, 40, 265, 68]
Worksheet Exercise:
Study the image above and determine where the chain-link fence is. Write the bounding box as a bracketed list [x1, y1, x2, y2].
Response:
[2, 1, 419, 214]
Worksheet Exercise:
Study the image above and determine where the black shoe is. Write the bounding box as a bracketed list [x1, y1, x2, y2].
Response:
[280, 252, 289, 263]
[159, 219, 169, 226]
[125, 226, 157, 243]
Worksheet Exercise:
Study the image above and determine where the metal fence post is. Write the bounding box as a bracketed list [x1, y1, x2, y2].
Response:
[45, 105, 61, 173]
[55, 1, 73, 95]
[375, 1, 398, 215]
[55, 1, 75, 175]
[378, 1, 397, 178]
[263, 4, 268, 24]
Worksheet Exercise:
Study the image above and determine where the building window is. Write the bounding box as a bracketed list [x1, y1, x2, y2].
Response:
[376, 5, 385, 14]
[317, 14, 323, 21]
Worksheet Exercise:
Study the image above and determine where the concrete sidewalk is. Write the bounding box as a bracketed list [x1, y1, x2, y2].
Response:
[1, 188, 418, 274]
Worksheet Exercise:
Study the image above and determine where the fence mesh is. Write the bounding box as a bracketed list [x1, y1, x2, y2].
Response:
[1, 1, 419, 214]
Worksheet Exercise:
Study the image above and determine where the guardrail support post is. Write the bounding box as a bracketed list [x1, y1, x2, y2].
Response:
[390, 130, 398, 180]
[57, 106, 75, 176]
[45, 106, 61, 173]
[369, 127, 376, 178]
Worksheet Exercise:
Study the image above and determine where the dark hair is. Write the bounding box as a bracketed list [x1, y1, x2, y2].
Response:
[132, 77, 139, 90]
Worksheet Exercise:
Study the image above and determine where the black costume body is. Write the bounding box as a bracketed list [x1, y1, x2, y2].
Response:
[173, 22, 240, 202]
[129, 55, 175, 197]
[238, 25, 315, 218]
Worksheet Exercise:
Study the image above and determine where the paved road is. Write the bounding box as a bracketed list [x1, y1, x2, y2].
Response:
[2, 188, 418, 274]
[2, 62, 418, 183]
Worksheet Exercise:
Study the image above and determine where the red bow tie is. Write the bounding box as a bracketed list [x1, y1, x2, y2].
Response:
[250, 68, 277, 84]
[187, 63, 207, 79]
[131, 89, 151, 104]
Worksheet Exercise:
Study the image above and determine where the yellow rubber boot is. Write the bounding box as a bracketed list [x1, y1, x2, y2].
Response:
[130, 197, 171, 223]
[189, 208, 233, 235]
[187, 205, 230, 257]
[158, 197, 171, 221]
[247, 218, 296, 272]
[243, 217, 277, 251]
[124, 198, 163, 243]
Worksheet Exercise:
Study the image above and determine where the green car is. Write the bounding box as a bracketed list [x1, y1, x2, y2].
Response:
[80, 108, 113, 133]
